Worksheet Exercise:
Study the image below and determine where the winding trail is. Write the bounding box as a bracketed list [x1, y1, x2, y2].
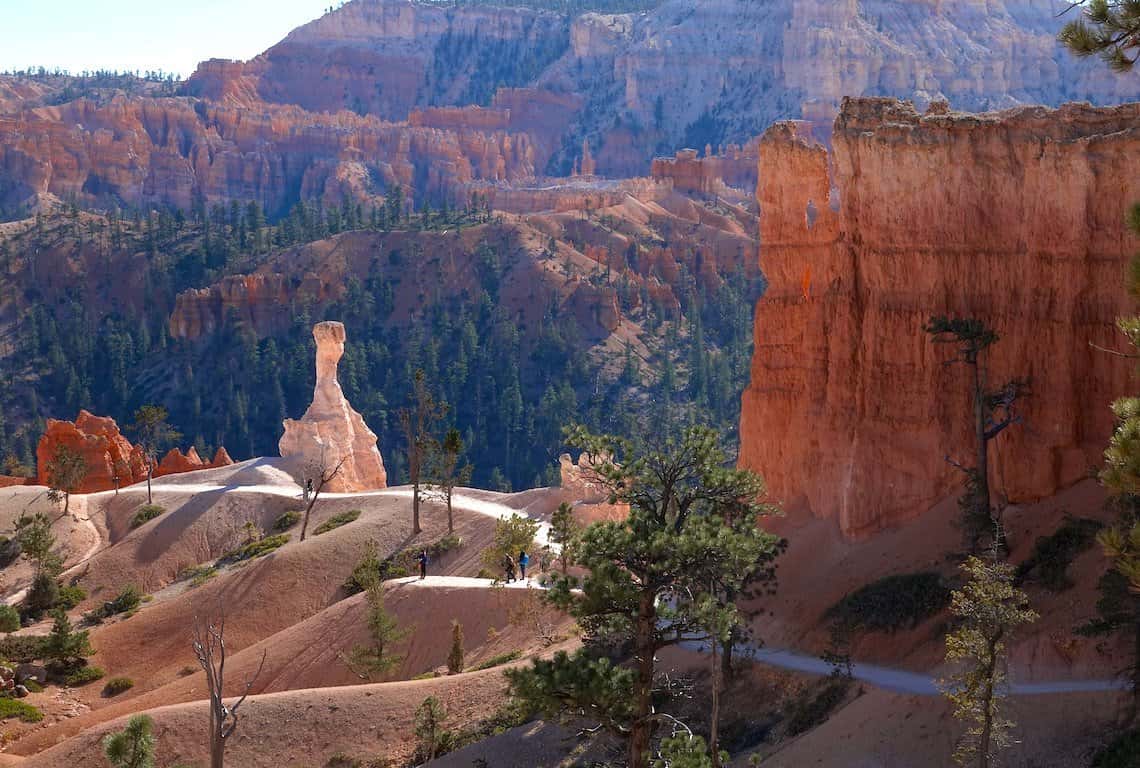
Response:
[63, 479, 1127, 698]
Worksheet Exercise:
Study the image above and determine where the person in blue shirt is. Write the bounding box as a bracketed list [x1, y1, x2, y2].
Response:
[518, 549, 529, 581]
[417, 549, 428, 580]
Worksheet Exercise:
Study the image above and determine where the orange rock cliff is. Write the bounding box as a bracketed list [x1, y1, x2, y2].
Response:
[36, 410, 232, 493]
[739, 98, 1140, 538]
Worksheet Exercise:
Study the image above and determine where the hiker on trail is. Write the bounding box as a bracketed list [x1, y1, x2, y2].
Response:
[417, 549, 428, 580]
[518, 549, 529, 581]
[502, 553, 516, 583]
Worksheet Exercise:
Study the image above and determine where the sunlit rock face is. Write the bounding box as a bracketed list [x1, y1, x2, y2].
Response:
[279, 322, 388, 492]
[739, 98, 1140, 538]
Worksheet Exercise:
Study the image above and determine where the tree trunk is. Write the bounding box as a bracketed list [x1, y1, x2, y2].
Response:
[721, 634, 734, 681]
[629, 591, 656, 768]
[972, 361, 990, 536]
[63, 491, 69, 515]
[446, 490, 453, 534]
[146, 463, 153, 505]
[1132, 598, 1140, 723]
[413, 477, 422, 535]
[210, 708, 224, 768]
[978, 634, 1000, 768]
[710, 635, 721, 768]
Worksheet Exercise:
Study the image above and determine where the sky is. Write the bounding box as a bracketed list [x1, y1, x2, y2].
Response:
[0, 0, 332, 77]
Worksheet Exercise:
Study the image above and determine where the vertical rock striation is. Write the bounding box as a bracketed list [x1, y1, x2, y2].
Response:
[739, 98, 1140, 538]
[279, 322, 387, 492]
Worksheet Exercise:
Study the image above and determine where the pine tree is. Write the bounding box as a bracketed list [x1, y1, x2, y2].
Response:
[414, 696, 448, 763]
[507, 425, 781, 768]
[399, 370, 448, 535]
[447, 621, 464, 675]
[103, 715, 156, 768]
[44, 444, 89, 515]
[132, 405, 180, 505]
[1060, 0, 1140, 71]
[341, 579, 408, 681]
[43, 608, 94, 670]
[925, 317, 1025, 552]
[549, 502, 580, 574]
[426, 427, 472, 534]
[942, 555, 1038, 768]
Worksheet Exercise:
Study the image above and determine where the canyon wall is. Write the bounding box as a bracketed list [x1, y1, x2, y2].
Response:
[181, 0, 1140, 178]
[0, 95, 537, 214]
[739, 98, 1140, 538]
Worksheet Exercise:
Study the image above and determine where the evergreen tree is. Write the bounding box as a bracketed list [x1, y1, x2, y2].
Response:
[507, 425, 781, 768]
[399, 370, 448, 535]
[1060, 0, 1140, 71]
[942, 555, 1038, 768]
[549, 501, 581, 574]
[44, 444, 89, 515]
[447, 621, 465, 675]
[131, 405, 180, 505]
[43, 608, 94, 670]
[925, 317, 1025, 552]
[414, 696, 448, 763]
[426, 427, 472, 534]
[103, 715, 157, 768]
[341, 578, 408, 681]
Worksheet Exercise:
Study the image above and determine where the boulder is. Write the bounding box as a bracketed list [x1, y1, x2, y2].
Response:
[279, 322, 387, 492]
[15, 663, 47, 685]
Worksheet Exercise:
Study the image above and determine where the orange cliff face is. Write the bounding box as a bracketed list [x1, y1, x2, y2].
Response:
[36, 410, 232, 493]
[739, 98, 1140, 539]
[0, 95, 537, 215]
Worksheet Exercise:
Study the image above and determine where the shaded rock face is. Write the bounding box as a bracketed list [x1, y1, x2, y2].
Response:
[36, 410, 148, 493]
[279, 322, 387, 492]
[739, 98, 1140, 539]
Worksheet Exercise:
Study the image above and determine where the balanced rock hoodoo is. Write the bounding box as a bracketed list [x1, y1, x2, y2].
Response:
[279, 322, 387, 492]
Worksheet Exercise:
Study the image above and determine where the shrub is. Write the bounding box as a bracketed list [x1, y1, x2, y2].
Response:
[273, 510, 302, 532]
[0, 605, 21, 633]
[475, 568, 495, 580]
[0, 698, 43, 723]
[1016, 516, 1103, 592]
[216, 534, 290, 566]
[130, 505, 165, 529]
[784, 676, 851, 737]
[179, 565, 218, 587]
[102, 676, 134, 696]
[447, 622, 464, 674]
[86, 585, 144, 623]
[0, 635, 46, 663]
[314, 510, 362, 536]
[65, 665, 105, 686]
[22, 680, 43, 693]
[23, 572, 60, 618]
[57, 584, 87, 610]
[826, 572, 951, 633]
[1092, 729, 1140, 768]
[472, 651, 521, 671]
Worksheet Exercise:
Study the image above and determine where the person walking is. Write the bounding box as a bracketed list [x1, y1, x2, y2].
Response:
[502, 553, 516, 583]
[518, 549, 529, 581]
[417, 549, 429, 580]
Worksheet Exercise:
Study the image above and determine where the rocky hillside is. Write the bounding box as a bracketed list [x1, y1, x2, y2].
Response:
[738, 97, 1140, 538]
[187, 0, 1140, 176]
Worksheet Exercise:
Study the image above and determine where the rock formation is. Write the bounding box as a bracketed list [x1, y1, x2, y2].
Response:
[178, 0, 1138, 179]
[36, 410, 148, 493]
[35, 410, 233, 493]
[739, 98, 1140, 538]
[279, 322, 387, 492]
[154, 446, 233, 478]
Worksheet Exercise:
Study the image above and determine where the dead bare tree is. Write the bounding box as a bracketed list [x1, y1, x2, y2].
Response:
[297, 448, 347, 542]
[192, 613, 267, 768]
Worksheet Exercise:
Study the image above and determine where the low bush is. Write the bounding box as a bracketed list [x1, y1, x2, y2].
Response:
[1017, 516, 1103, 592]
[344, 536, 463, 594]
[314, 510, 362, 536]
[179, 565, 218, 588]
[22, 680, 43, 693]
[784, 676, 851, 737]
[472, 651, 522, 671]
[0, 698, 43, 723]
[273, 510, 302, 532]
[65, 665, 105, 686]
[1092, 729, 1140, 768]
[216, 534, 290, 566]
[0, 605, 21, 633]
[130, 505, 165, 529]
[0, 635, 46, 663]
[23, 572, 60, 619]
[57, 584, 87, 610]
[826, 572, 951, 633]
[102, 676, 134, 696]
